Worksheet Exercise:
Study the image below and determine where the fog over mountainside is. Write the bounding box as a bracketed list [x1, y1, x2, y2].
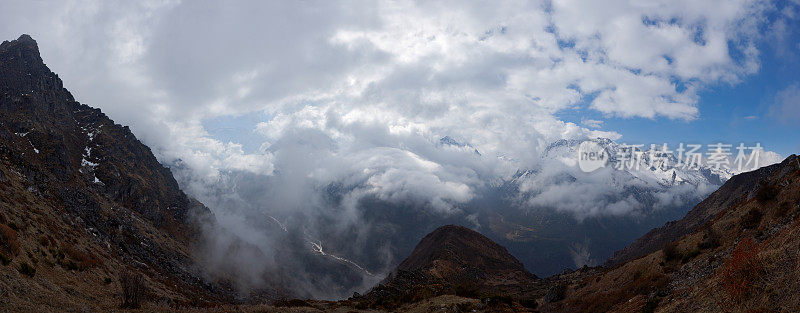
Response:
[167, 136, 779, 299]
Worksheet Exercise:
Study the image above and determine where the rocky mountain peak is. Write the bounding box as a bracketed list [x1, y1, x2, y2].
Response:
[1, 34, 70, 107]
[0, 34, 249, 307]
[0, 34, 211, 233]
[355, 225, 537, 308]
[1, 33, 46, 74]
[0, 34, 40, 55]
[397, 225, 532, 280]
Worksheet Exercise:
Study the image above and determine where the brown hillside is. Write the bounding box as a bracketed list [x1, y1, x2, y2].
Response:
[538, 155, 800, 312]
[396, 224, 535, 282]
[352, 225, 540, 311]
[606, 158, 794, 266]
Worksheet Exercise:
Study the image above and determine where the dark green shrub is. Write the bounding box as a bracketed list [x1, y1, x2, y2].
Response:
[741, 208, 762, 230]
[756, 184, 778, 203]
[520, 297, 539, 308]
[273, 299, 312, 307]
[699, 227, 721, 250]
[354, 301, 369, 310]
[58, 259, 79, 271]
[641, 296, 661, 313]
[454, 282, 480, 299]
[119, 270, 146, 309]
[543, 283, 567, 303]
[662, 242, 680, 261]
[681, 248, 701, 263]
[632, 271, 671, 296]
[0, 251, 10, 265]
[776, 202, 791, 217]
[0, 224, 20, 256]
[18, 262, 35, 277]
[483, 294, 513, 307]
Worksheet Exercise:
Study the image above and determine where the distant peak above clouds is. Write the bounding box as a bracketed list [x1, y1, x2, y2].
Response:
[439, 136, 481, 156]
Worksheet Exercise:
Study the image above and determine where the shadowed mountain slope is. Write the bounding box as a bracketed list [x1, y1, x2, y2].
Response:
[396, 224, 536, 283]
[606, 156, 796, 266]
[0, 34, 264, 311]
[352, 225, 540, 310]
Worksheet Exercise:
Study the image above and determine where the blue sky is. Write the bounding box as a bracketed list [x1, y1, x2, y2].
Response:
[209, 29, 800, 159]
[203, 28, 800, 161]
[205, 47, 800, 157]
[200, 0, 800, 164]
[555, 1, 800, 158]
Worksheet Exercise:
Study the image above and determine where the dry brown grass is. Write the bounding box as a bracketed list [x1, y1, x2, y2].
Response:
[120, 270, 147, 309]
[556, 254, 670, 312]
[63, 244, 103, 270]
[720, 238, 761, 302]
[0, 223, 20, 256]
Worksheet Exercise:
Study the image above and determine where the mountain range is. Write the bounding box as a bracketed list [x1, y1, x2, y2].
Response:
[1, 34, 798, 312]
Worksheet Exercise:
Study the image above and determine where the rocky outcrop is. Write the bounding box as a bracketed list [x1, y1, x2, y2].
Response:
[0, 34, 236, 308]
[354, 225, 539, 309]
[395, 225, 536, 284]
[1, 34, 211, 238]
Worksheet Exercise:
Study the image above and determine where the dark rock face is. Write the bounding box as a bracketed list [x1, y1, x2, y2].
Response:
[0, 35, 61, 97]
[0, 34, 232, 303]
[0, 34, 208, 239]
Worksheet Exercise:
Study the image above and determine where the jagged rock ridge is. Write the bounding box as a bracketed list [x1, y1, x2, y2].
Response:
[0, 34, 244, 309]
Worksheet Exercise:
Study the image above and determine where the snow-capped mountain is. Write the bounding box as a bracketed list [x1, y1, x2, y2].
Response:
[542, 138, 729, 187]
[439, 135, 482, 155]
[450, 138, 733, 274]
[164, 136, 740, 294]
